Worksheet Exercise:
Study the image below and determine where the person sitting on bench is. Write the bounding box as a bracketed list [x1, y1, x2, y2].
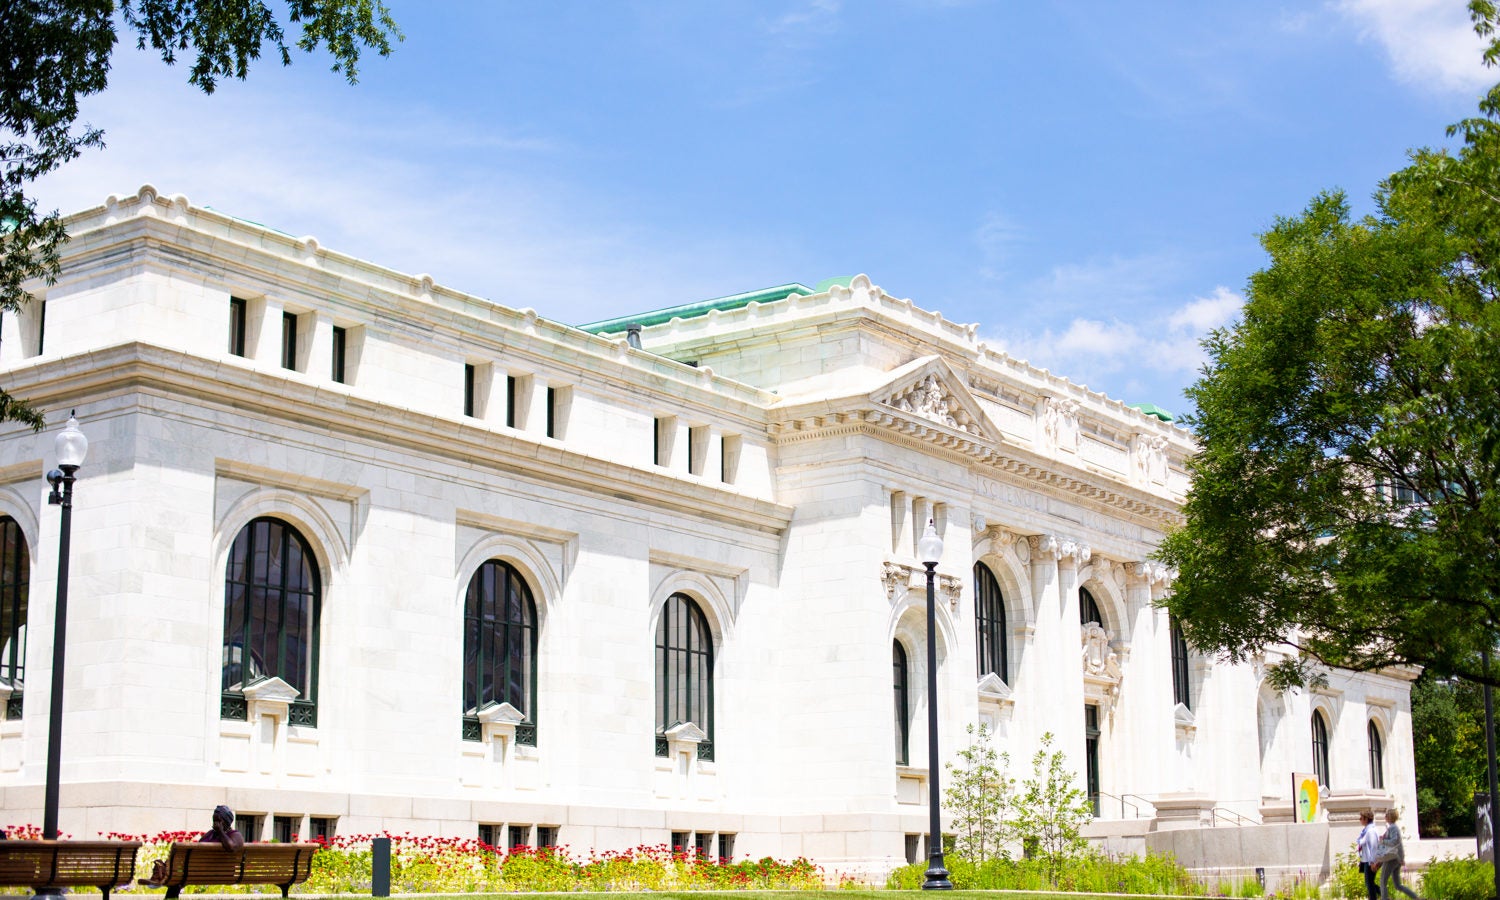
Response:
[149, 805, 244, 882]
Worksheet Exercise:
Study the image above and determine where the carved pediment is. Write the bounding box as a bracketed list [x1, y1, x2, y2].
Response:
[870, 357, 1000, 442]
[977, 672, 1014, 708]
[1174, 702, 1197, 738]
[664, 721, 708, 744]
[477, 701, 526, 726]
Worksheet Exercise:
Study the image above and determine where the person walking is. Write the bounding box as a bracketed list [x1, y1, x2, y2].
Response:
[1357, 810, 1384, 900]
[1376, 808, 1420, 900]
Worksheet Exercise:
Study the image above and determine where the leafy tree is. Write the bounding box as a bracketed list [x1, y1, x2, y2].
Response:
[1157, 2, 1500, 689]
[1, 0, 400, 428]
[1012, 732, 1093, 887]
[943, 722, 1015, 861]
[1411, 674, 1487, 837]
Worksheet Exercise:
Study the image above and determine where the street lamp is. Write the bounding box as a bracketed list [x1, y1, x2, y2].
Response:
[42, 413, 87, 842]
[918, 519, 951, 891]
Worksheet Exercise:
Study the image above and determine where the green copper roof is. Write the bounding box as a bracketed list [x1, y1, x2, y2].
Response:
[1129, 402, 1175, 423]
[577, 282, 818, 334]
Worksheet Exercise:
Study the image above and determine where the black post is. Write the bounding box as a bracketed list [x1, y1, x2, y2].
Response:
[922, 560, 952, 890]
[1483, 647, 1499, 900]
[42, 465, 77, 843]
[371, 836, 391, 897]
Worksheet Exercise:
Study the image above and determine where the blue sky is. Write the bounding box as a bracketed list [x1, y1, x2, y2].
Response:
[36, 1, 1496, 417]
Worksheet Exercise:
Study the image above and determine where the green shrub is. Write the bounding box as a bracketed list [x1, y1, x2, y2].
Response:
[1419, 856, 1494, 900]
[885, 850, 1202, 894]
[1329, 850, 1365, 899]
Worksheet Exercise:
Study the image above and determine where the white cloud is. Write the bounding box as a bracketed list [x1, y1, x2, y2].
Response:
[1335, 0, 1493, 93]
[983, 286, 1243, 402]
[763, 0, 842, 42]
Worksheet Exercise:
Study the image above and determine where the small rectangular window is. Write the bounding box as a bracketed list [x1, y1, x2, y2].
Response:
[905, 834, 921, 864]
[546, 386, 557, 438]
[36, 300, 46, 357]
[670, 831, 689, 854]
[505, 376, 517, 428]
[310, 817, 336, 842]
[717, 833, 735, 862]
[654, 416, 676, 467]
[688, 425, 709, 476]
[331, 326, 347, 383]
[507, 824, 531, 850]
[237, 814, 262, 842]
[478, 823, 497, 847]
[229, 298, 247, 357]
[694, 832, 712, 859]
[281, 311, 298, 370]
[464, 364, 477, 417]
[273, 814, 297, 844]
[720, 434, 741, 484]
[536, 826, 558, 849]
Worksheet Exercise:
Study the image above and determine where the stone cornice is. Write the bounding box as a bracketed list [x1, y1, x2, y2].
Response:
[2, 342, 797, 535]
[772, 411, 1183, 528]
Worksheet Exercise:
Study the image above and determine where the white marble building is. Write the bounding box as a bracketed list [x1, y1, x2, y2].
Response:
[0, 187, 1415, 875]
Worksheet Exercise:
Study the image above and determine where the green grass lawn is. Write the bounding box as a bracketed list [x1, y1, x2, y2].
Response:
[393, 892, 1146, 900]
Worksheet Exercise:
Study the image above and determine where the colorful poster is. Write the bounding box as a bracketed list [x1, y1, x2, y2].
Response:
[1294, 772, 1320, 823]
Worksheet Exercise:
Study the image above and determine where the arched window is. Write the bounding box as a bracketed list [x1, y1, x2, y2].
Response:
[655, 593, 713, 759]
[0, 517, 29, 720]
[1368, 720, 1384, 790]
[974, 563, 1008, 683]
[1311, 710, 1331, 788]
[893, 641, 910, 765]
[1080, 587, 1103, 628]
[1170, 617, 1191, 709]
[461, 560, 538, 745]
[222, 518, 320, 725]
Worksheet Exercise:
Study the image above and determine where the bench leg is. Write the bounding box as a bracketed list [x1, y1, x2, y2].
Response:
[166, 887, 182, 899]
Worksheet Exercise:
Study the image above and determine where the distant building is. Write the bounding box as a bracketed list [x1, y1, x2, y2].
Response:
[0, 186, 1414, 878]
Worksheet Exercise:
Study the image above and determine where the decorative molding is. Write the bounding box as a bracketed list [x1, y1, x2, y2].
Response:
[1030, 533, 1090, 563]
[1081, 622, 1123, 715]
[939, 574, 962, 611]
[1129, 561, 1173, 586]
[1133, 433, 1170, 485]
[243, 676, 300, 722]
[977, 672, 1015, 710]
[1174, 702, 1197, 739]
[882, 561, 915, 601]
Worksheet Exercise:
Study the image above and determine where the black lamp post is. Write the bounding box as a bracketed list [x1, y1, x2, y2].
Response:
[42, 413, 88, 843]
[918, 518, 952, 891]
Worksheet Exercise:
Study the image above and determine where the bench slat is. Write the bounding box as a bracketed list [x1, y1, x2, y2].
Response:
[144, 842, 318, 899]
[0, 840, 141, 900]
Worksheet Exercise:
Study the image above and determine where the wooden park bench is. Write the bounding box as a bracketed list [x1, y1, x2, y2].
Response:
[0, 839, 141, 900]
[140, 843, 318, 898]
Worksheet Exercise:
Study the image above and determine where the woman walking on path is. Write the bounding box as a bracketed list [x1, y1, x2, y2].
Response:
[1376, 809, 1421, 900]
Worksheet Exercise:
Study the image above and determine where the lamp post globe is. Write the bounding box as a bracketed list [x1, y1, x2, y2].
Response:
[919, 519, 951, 890]
[42, 413, 86, 847]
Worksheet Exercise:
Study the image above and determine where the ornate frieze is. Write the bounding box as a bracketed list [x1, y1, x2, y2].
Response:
[1133, 433, 1170, 485]
[1028, 533, 1091, 564]
[1043, 397, 1081, 452]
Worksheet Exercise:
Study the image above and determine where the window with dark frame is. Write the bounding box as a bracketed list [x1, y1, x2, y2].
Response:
[1312, 710, 1331, 787]
[273, 815, 297, 844]
[1085, 704, 1101, 817]
[893, 640, 910, 765]
[237, 815, 262, 842]
[331, 326, 347, 383]
[505, 376, 517, 428]
[0, 516, 29, 720]
[716, 833, 735, 862]
[655, 593, 713, 756]
[536, 826, 558, 849]
[281, 311, 298, 370]
[221, 518, 321, 726]
[670, 831, 689, 854]
[507, 824, 531, 850]
[1080, 587, 1104, 628]
[461, 560, 537, 744]
[463, 364, 477, 417]
[478, 824, 497, 847]
[1368, 720, 1384, 789]
[545, 387, 556, 438]
[310, 817, 336, 843]
[229, 298, 247, 357]
[974, 563, 1007, 683]
[694, 832, 712, 859]
[36, 300, 45, 356]
[1170, 617, 1191, 709]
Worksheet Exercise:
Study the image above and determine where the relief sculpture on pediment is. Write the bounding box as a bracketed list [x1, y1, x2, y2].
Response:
[885, 375, 979, 435]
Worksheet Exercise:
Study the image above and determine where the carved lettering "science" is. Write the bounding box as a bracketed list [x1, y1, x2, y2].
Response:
[975, 477, 1149, 542]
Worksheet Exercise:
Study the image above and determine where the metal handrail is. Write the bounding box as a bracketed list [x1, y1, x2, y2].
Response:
[1094, 789, 1155, 819]
[1210, 806, 1256, 827]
